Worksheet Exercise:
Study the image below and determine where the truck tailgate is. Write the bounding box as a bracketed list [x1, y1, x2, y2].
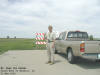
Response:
[85, 41, 100, 53]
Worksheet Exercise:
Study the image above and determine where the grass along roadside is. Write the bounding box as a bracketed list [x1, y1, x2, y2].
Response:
[0, 38, 46, 55]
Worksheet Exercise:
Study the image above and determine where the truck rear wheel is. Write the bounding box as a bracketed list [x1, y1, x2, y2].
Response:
[67, 49, 75, 64]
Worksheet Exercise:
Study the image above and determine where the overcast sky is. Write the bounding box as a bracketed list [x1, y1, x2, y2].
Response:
[0, 0, 100, 38]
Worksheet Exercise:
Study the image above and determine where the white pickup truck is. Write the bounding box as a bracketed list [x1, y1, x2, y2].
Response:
[55, 31, 100, 64]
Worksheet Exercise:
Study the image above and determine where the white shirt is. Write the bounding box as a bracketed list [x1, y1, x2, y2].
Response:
[46, 31, 56, 41]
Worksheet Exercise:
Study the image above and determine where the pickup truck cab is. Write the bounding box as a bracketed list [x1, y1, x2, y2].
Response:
[55, 31, 100, 64]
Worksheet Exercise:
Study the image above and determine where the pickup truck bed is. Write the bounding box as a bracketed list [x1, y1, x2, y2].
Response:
[55, 31, 100, 64]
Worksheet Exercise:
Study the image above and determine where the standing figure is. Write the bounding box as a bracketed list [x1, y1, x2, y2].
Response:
[45, 25, 56, 65]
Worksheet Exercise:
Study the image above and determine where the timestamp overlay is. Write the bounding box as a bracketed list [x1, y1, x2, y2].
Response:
[0, 66, 35, 75]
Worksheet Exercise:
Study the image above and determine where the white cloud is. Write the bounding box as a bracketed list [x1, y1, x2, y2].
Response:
[0, 0, 100, 38]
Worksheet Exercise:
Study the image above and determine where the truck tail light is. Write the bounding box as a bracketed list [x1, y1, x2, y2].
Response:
[80, 43, 85, 52]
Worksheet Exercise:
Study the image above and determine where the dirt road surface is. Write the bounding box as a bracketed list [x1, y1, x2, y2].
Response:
[0, 50, 100, 75]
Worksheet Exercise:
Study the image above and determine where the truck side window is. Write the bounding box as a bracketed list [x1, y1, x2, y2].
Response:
[59, 33, 63, 40]
[62, 32, 66, 40]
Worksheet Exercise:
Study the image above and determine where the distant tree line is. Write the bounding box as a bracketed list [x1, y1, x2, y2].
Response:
[6, 36, 16, 39]
[89, 35, 93, 40]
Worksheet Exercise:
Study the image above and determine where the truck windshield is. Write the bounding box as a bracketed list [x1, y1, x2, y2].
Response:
[67, 32, 88, 38]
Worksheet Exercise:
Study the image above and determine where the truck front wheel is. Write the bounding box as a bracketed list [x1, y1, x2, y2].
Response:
[67, 49, 75, 64]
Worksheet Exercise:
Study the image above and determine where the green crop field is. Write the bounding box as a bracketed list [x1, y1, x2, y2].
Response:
[0, 38, 46, 55]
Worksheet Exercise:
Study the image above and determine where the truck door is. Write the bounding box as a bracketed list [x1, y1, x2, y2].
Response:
[55, 33, 63, 52]
[60, 32, 67, 53]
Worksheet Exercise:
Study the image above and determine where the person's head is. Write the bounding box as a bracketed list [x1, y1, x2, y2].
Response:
[48, 25, 53, 32]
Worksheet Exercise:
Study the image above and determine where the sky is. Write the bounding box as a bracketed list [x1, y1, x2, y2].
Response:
[0, 0, 100, 38]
